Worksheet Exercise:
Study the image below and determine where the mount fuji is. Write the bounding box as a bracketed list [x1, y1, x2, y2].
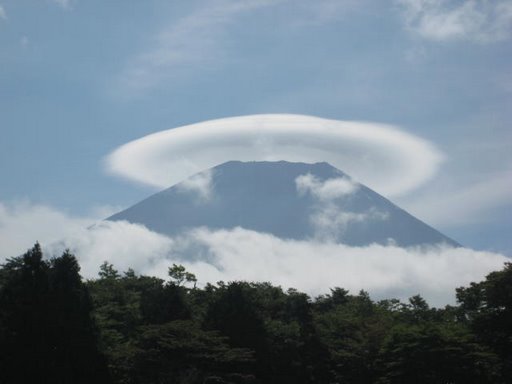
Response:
[107, 161, 458, 248]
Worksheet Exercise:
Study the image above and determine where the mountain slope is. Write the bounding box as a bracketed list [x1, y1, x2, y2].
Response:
[107, 161, 459, 247]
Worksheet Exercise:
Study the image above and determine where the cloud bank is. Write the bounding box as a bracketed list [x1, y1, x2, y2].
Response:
[1, 200, 508, 307]
[50, 224, 510, 308]
[106, 114, 443, 198]
[0, 200, 95, 260]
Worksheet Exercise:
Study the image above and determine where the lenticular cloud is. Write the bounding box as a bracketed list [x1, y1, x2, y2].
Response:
[106, 114, 443, 197]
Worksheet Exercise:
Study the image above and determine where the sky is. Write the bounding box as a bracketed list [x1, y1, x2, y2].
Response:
[0, 0, 511, 303]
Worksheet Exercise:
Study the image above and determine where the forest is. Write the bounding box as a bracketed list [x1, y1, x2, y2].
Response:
[0, 243, 511, 384]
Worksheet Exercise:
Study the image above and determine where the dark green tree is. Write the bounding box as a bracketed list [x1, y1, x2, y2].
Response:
[168, 263, 197, 288]
[0, 244, 109, 383]
[127, 320, 255, 384]
[377, 322, 498, 384]
[456, 262, 512, 381]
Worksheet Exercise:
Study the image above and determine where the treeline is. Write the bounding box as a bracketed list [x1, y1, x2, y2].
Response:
[0, 244, 511, 384]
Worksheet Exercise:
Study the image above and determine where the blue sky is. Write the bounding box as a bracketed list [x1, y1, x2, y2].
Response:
[1, 0, 511, 257]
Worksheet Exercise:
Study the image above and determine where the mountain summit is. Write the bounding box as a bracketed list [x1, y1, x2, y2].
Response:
[107, 161, 458, 247]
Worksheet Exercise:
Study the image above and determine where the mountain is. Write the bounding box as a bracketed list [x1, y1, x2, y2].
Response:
[107, 161, 459, 247]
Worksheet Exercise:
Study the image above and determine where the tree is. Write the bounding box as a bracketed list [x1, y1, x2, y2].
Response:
[0, 245, 110, 383]
[99, 261, 120, 280]
[376, 323, 498, 384]
[140, 282, 191, 324]
[127, 320, 255, 384]
[205, 282, 266, 351]
[314, 289, 391, 384]
[168, 264, 197, 288]
[456, 262, 512, 381]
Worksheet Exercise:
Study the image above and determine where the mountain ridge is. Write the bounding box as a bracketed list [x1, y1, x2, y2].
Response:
[107, 161, 459, 247]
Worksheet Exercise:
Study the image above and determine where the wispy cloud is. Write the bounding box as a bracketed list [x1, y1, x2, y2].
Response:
[400, 169, 512, 227]
[115, 0, 366, 96]
[310, 208, 388, 242]
[176, 169, 215, 203]
[117, 0, 281, 94]
[296, 174, 387, 241]
[397, 0, 512, 43]
[283, 0, 363, 26]
[20, 36, 29, 47]
[106, 114, 443, 198]
[50, 0, 72, 9]
[0, 5, 7, 20]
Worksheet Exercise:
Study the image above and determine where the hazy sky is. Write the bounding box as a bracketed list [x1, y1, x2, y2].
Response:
[1, 0, 511, 257]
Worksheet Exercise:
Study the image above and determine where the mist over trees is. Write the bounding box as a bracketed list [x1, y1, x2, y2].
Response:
[0, 244, 511, 383]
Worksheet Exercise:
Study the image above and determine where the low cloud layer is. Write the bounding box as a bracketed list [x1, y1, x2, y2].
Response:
[1, 200, 508, 307]
[106, 114, 443, 198]
[52, 224, 510, 308]
[0, 200, 95, 260]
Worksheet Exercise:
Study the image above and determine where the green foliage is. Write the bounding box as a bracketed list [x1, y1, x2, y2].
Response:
[314, 288, 393, 383]
[127, 320, 255, 384]
[1, 245, 510, 384]
[377, 322, 499, 383]
[0, 244, 109, 383]
[456, 262, 512, 380]
[99, 261, 120, 279]
[168, 263, 197, 287]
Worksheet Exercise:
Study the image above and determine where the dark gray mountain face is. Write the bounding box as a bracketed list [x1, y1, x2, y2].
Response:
[107, 161, 459, 247]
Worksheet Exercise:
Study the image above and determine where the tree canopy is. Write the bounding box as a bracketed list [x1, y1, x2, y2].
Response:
[1, 244, 510, 384]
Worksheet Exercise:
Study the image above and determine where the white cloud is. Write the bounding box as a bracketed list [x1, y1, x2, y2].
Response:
[296, 173, 358, 201]
[182, 227, 508, 306]
[1, 200, 507, 307]
[106, 114, 444, 198]
[51, 221, 175, 277]
[0, 5, 7, 20]
[0, 200, 97, 259]
[176, 169, 214, 203]
[54, 224, 510, 307]
[309, 207, 389, 242]
[295, 173, 387, 241]
[397, 0, 512, 42]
